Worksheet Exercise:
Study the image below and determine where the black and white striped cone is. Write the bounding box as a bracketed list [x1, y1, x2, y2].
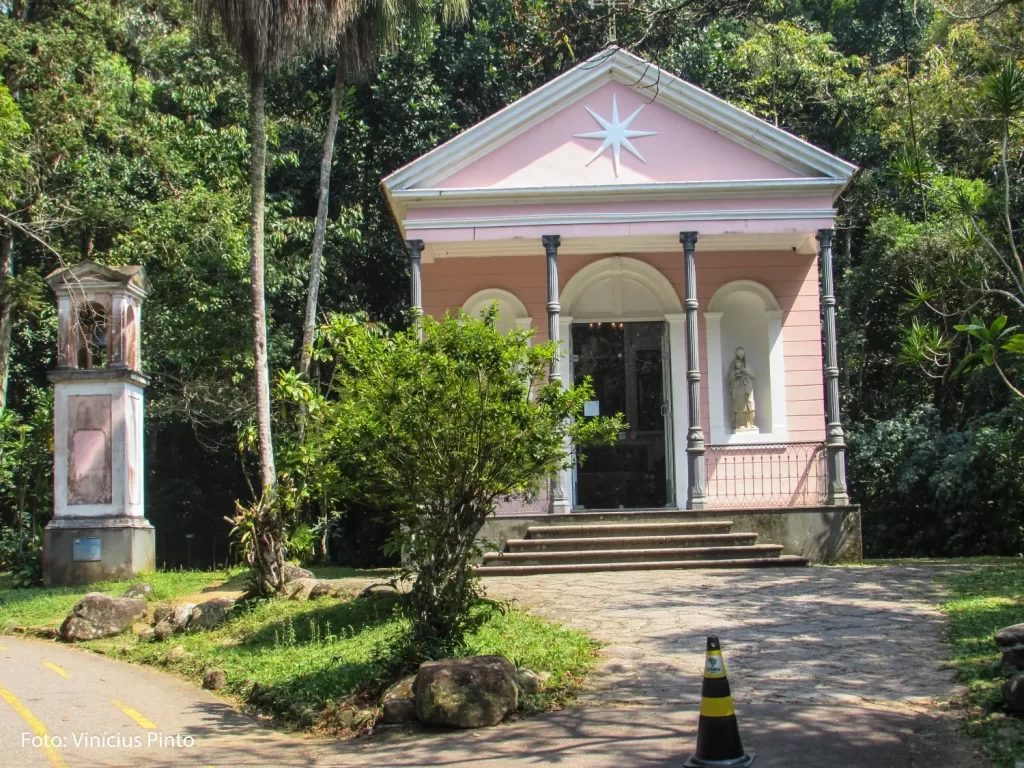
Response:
[684, 635, 755, 767]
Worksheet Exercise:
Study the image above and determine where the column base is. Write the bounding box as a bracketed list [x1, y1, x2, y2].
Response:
[43, 517, 155, 586]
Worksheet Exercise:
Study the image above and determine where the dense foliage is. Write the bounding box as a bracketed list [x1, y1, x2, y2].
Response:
[0, 0, 1022, 564]
[284, 309, 621, 651]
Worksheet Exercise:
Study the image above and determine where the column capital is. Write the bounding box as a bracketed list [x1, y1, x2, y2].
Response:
[815, 228, 835, 248]
[541, 234, 561, 251]
[679, 231, 699, 250]
[405, 239, 425, 254]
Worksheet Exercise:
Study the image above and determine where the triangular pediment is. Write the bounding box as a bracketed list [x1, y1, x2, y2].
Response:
[434, 80, 799, 189]
[46, 261, 151, 295]
[384, 47, 856, 200]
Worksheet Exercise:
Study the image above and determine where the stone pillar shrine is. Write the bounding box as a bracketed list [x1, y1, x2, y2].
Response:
[43, 261, 155, 585]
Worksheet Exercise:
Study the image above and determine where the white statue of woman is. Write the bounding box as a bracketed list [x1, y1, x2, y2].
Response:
[728, 347, 756, 432]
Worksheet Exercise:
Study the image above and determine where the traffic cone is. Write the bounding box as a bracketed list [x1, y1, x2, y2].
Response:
[684, 635, 755, 767]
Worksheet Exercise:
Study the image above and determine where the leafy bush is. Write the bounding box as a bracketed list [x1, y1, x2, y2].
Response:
[296, 308, 622, 656]
[849, 403, 1024, 557]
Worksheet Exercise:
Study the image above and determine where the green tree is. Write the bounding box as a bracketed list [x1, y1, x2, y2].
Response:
[193, 0, 353, 496]
[298, 0, 468, 379]
[303, 308, 622, 653]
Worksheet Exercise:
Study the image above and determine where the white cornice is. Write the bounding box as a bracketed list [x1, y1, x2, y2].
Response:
[405, 207, 837, 231]
[382, 47, 858, 199]
[393, 178, 843, 208]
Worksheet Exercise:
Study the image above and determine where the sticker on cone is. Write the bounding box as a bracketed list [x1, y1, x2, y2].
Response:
[684, 635, 755, 767]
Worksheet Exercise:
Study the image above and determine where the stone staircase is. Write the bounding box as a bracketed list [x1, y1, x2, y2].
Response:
[476, 510, 809, 575]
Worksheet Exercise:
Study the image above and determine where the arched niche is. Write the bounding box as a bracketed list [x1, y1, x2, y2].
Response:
[706, 280, 788, 443]
[462, 288, 532, 336]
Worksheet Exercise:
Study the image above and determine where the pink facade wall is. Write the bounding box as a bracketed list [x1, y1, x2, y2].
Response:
[421, 249, 826, 444]
[434, 81, 798, 189]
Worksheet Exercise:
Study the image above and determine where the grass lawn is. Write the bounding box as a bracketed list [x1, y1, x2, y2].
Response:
[0, 569, 238, 627]
[0, 568, 598, 731]
[941, 564, 1024, 767]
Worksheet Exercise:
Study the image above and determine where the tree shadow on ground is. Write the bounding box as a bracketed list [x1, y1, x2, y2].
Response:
[488, 565, 974, 708]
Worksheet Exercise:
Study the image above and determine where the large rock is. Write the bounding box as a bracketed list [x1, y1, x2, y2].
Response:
[1004, 674, 1024, 712]
[281, 578, 344, 601]
[203, 669, 227, 691]
[996, 624, 1024, 648]
[151, 603, 173, 624]
[189, 597, 236, 630]
[60, 593, 148, 642]
[121, 583, 153, 600]
[280, 578, 320, 601]
[380, 675, 417, 724]
[1002, 647, 1024, 675]
[516, 668, 541, 695]
[415, 656, 518, 728]
[281, 563, 313, 583]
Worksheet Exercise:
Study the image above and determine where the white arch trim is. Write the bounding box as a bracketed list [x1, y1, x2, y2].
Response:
[706, 279, 788, 444]
[560, 256, 683, 319]
[708, 279, 781, 314]
[462, 288, 533, 330]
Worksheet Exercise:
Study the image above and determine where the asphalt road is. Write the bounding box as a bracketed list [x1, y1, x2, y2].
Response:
[0, 635, 979, 767]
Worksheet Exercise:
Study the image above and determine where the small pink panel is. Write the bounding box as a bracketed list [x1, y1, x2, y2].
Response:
[68, 394, 112, 505]
[434, 81, 800, 189]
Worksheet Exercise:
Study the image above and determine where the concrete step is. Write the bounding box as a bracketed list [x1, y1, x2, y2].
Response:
[481, 543, 784, 566]
[525, 521, 734, 539]
[507, 532, 758, 552]
[476, 555, 809, 576]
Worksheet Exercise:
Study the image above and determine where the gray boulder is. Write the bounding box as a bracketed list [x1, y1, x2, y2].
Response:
[282, 578, 340, 601]
[203, 669, 227, 691]
[281, 563, 313, 583]
[121, 583, 153, 600]
[153, 620, 175, 641]
[1002, 647, 1024, 675]
[281, 578, 320, 601]
[1004, 674, 1024, 712]
[60, 593, 148, 642]
[190, 597, 236, 630]
[151, 603, 173, 624]
[515, 667, 541, 695]
[170, 603, 195, 630]
[996, 624, 1024, 648]
[166, 645, 187, 663]
[380, 675, 417, 724]
[137, 626, 156, 642]
[415, 656, 518, 728]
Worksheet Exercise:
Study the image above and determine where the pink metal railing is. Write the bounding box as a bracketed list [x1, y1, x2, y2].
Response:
[704, 442, 827, 509]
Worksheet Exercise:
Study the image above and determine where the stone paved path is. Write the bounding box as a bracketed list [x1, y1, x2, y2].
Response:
[484, 565, 966, 710]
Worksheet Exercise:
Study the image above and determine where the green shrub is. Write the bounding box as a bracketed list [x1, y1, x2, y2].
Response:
[849, 403, 1024, 557]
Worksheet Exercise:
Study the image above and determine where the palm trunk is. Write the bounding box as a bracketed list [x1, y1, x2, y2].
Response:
[0, 229, 14, 413]
[249, 70, 276, 494]
[299, 55, 346, 378]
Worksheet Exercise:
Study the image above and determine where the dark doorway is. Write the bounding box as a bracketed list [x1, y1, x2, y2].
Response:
[571, 321, 672, 509]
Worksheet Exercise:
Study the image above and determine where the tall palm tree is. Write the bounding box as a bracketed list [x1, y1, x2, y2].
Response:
[297, 0, 468, 378]
[194, 0, 355, 494]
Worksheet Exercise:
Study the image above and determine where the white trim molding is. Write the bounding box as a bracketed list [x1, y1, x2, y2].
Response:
[706, 281, 789, 445]
[404, 207, 837, 232]
[393, 177, 845, 208]
[561, 256, 684, 318]
[665, 312, 690, 509]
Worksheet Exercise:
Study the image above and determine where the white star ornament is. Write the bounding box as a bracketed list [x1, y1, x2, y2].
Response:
[573, 94, 658, 177]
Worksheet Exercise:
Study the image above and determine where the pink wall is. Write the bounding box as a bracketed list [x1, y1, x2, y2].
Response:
[421, 249, 826, 443]
[434, 81, 799, 188]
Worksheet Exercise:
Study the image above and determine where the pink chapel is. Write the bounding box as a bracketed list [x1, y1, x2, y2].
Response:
[382, 47, 862, 572]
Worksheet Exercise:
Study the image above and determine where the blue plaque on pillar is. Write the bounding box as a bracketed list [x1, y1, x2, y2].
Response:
[73, 537, 102, 562]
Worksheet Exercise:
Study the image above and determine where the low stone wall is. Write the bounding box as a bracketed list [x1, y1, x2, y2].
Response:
[476, 505, 862, 564]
